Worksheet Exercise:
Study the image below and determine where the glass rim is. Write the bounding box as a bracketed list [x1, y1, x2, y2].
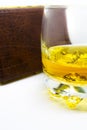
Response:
[44, 5, 67, 9]
[44, 5, 87, 9]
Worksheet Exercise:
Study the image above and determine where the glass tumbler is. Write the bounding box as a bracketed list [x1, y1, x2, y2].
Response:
[41, 5, 87, 110]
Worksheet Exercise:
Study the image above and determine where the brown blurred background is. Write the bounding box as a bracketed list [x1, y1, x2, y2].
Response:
[0, 6, 43, 84]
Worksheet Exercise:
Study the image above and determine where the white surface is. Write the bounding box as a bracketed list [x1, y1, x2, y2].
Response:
[0, 73, 87, 130]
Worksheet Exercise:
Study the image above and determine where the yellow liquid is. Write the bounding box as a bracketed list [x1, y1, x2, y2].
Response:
[42, 43, 87, 110]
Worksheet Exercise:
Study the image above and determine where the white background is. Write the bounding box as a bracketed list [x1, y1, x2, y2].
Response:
[0, 0, 87, 6]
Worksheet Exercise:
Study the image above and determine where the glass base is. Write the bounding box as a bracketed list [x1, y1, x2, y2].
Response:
[44, 75, 87, 110]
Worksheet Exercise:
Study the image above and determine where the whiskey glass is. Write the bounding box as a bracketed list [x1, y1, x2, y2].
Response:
[41, 5, 87, 110]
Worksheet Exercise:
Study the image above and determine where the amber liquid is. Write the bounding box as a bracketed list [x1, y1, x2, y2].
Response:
[42, 43, 87, 110]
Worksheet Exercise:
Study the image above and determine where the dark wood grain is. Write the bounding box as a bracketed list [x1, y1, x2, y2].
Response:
[0, 7, 43, 84]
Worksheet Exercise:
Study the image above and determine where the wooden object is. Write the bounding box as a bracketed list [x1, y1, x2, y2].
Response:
[0, 6, 43, 84]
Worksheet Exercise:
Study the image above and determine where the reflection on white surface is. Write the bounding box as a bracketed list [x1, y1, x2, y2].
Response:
[0, 73, 87, 130]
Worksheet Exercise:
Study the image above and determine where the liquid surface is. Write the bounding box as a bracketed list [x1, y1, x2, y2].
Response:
[42, 44, 87, 86]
